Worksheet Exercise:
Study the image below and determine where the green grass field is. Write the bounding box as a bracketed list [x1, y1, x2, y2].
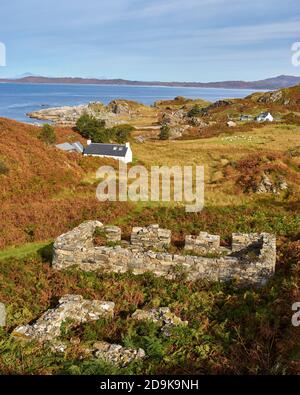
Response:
[0, 241, 53, 261]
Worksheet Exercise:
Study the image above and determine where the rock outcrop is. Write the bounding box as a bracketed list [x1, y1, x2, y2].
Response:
[28, 99, 154, 127]
[53, 221, 277, 286]
[227, 121, 237, 127]
[28, 102, 121, 127]
[160, 109, 207, 139]
[255, 173, 288, 194]
[202, 100, 233, 114]
[248, 85, 300, 107]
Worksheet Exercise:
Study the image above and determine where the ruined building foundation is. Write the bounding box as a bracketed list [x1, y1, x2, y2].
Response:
[52, 221, 276, 286]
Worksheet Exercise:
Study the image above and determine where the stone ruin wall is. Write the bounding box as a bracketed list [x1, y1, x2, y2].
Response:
[12, 295, 187, 366]
[52, 221, 277, 286]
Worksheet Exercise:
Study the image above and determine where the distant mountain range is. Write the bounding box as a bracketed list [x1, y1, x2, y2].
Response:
[1, 74, 300, 90]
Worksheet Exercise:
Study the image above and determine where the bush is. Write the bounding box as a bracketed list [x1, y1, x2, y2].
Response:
[38, 124, 56, 145]
[159, 124, 170, 140]
[76, 115, 134, 144]
[76, 114, 106, 140]
[110, 124, 134, 143]
[187, 105, 203, 118]
[0, 160, 9, 175]
[282, 112, 300, 126]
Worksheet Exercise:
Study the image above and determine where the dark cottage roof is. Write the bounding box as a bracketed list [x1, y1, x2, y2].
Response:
[84, 143, 128, 157]
[259, 112, 270, 117]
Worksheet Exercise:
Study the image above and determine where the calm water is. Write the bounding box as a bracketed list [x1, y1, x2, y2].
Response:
[0, 83, 258, 123]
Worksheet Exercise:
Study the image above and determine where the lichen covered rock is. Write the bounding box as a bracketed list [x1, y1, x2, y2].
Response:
[132, 307, 188, 336]
[93, 341, 145, 367]
[13, 295, 114, 342]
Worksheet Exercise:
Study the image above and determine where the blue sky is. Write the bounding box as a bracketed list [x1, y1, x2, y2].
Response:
[0, 0, 299, 81]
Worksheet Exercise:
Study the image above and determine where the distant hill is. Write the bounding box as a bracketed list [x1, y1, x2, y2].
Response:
[1, 74, 300, 90]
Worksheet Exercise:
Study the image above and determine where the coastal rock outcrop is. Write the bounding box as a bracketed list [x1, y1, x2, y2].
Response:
[27, 102, 120, 127]
[27, 99, 155, 127]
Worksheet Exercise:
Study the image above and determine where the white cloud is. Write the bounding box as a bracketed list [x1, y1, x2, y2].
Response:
[78, 18, 300, 49]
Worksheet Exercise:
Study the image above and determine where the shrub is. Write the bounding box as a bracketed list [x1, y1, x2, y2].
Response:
[76, 114, 106, 140]
[110, 124, 134, 143]
[282, 112, 300, 126]
[38, 124, 56, 145]
[76, 115, 134, 144]
[286, 146, 300, 158]
[91, 129, 111, 143]
[24, 224, 36, 241]
[187, 105, 203, 117]
[93, 226, 107, 246]
[159, 124, 170, 140]
[0, 160, 9, 175]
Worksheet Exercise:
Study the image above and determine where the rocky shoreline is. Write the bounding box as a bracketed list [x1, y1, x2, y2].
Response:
[27, 100, 136, 127]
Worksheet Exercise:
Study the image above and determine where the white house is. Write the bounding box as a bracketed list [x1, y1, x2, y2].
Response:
[240, 114, 254, 121]
[256, 112, 274, 122]
[83, 141, 133, 163]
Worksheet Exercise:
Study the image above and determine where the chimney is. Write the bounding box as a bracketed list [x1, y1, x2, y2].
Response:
[87, 139, 92, 145]
[125, 142, 130, 148]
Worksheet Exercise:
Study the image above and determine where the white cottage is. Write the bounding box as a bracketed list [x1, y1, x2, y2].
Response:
[256, 112, 274, 122]
[83, 141, 133, 164]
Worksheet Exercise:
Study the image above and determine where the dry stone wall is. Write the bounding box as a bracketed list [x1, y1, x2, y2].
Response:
[103, 226, 122, 243]
[131, 224, 171, 249]
[52, 221, 277, 286]
[184, 231, 221, 254]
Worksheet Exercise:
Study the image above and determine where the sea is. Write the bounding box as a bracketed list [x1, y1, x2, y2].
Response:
[0, 83, 259, 124]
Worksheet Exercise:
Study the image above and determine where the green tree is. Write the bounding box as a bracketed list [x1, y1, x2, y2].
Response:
[92, 129, 110, 143]
[159, 124, 170, 140]
[110, 124, 134, 143]
[76, 114, 106, 139]
[38, 124, 56, 145]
